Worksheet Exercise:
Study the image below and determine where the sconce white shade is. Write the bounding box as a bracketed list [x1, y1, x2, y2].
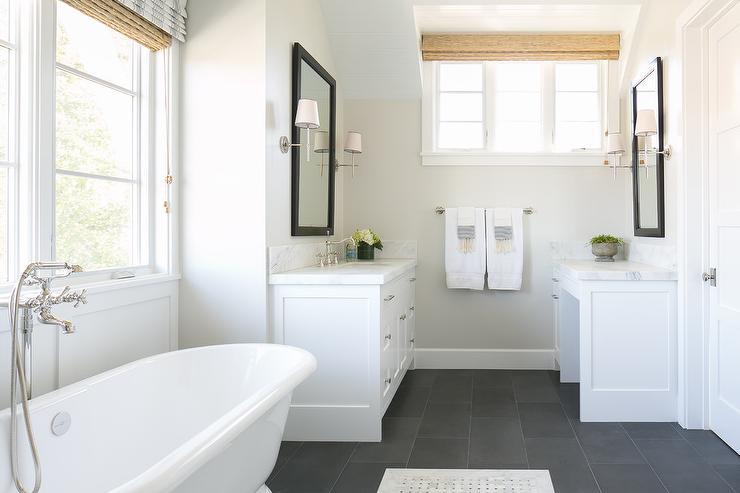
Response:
[606, 133, 625, 154]
[635, 109, 657, 137]
[344, 131, 363, 154]
[314, 131, 329, 153]
[295, 99, 320, 129]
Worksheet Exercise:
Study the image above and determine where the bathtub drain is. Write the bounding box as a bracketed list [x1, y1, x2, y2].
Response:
[51, 412, 72, 436]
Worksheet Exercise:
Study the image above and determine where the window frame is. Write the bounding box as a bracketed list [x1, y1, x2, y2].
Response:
[0, 0, 177, 291]
[435, 61, 486, 151]
[422, 59, 612, 167]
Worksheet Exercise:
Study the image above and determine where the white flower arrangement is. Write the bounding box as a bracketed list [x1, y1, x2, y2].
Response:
[352, 228, 383, 250]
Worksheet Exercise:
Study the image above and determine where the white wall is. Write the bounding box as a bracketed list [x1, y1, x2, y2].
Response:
[179, 0, 268, 346]
[266, 0, 344, 246]
[343, 100, 628, 357]
[620, 0, 694, 246]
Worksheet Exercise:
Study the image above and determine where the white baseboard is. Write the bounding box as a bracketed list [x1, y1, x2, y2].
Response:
[414, 348, 556, 370]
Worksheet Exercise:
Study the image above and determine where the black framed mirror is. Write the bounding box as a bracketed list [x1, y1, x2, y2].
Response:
[291, 43, 337, 236]
[631, 57, 665, 237]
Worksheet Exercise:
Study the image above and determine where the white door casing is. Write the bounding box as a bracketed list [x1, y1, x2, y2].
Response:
[708, 1, 740, 452]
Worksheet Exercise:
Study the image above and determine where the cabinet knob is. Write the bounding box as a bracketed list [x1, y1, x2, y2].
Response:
[385, 377, 392, 385]
[384, 295, 395, 302]
[409, 278, 417, 282]
[385, 333, 392, 341]
[410, 306, 415, 311]
[552, 294, 559, 300]
[552, 278, 559, 282]
[400, 314, 407, 321]
[410, 338, 415, 343]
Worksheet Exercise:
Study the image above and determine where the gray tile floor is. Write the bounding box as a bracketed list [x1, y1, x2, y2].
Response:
[267, 370, 740, 493]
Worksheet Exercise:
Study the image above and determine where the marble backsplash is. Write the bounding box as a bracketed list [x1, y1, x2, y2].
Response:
[269, 240, 418, 274]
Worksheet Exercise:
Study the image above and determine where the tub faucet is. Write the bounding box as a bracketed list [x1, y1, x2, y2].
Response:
[19, 264, 87, 334]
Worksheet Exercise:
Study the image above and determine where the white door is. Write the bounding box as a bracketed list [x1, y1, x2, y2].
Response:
[708, 1, 740, 453]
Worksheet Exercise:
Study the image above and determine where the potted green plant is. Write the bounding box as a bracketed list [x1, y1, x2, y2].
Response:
[589, 234, 624, 262]
[352, 229, 383, 260]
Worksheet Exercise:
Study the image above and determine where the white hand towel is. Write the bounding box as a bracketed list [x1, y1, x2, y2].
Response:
[446, 208, 486, 290]
[486, 208, 524, 290]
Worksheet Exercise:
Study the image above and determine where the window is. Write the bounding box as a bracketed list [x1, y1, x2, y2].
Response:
[54, 2, 149, 272]
[437, 63, 485, 150]
[0, 0, 15, 283]
[427, 60, 606, 158]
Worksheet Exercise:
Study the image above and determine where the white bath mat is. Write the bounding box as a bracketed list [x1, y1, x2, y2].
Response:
[377, 469, 554, 493]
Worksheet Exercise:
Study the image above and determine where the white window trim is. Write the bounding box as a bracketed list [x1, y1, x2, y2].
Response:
[0, 0, 179, 293]
[422, 60, 618, 167]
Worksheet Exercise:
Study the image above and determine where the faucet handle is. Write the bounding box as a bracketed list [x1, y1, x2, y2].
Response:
[73, 289, 88, 308]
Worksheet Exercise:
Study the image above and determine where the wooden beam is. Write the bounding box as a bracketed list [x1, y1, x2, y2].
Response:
[422, 33, 620, 61]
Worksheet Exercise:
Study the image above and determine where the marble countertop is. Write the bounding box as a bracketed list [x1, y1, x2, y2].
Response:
[557, 260, 678, 281]
[269, 259, 417, 285]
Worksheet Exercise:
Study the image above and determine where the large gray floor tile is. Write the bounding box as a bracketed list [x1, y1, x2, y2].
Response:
[472, 387, 517, 417]
[572, 421, 645, 464]
[473, 370, 513, 389]
[519, 403, 574, 438]
[408, 438, 468, 468]
[546, 464, 601, 493]
[400, 369, 438, 387]
[636, 439, 733, 493]
[525, 437, 589, 468]
[331, 463, 403, 493]
[515, 383, 561, 403]
[469, 417, 527, 467]
[714, 465, 740, 490]
[557, 385, 580, 420]
[591, 464, 667, 493]
[267, 442, 357, 493]
[429, 381, 472, 403]
[385, 386, 430, 418]
[677, 429, 740, 465]
[418, 402, 471, 438]
[351, 418, 419, 464]
[622, 423, 683, 439]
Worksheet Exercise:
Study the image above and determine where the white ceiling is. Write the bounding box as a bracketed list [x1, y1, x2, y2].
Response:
[318, 0, 644, 100]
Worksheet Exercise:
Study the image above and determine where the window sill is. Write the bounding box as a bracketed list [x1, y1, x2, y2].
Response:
[0, 272, 181, 306]
[421, 151, 610, 167]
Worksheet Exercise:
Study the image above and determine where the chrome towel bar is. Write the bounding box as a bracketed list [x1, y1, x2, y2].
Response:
[434, 206, 535, 215]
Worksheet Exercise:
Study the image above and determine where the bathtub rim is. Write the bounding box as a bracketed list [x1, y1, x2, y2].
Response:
[1, 343, 317, 493]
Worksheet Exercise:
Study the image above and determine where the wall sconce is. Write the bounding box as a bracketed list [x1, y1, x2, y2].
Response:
[634, 109, 672, 178]
[335, 131, 363, 177]
[314, 131, 329, 177]
[606, 133, 626, 180]
[280, 99, 320, 161]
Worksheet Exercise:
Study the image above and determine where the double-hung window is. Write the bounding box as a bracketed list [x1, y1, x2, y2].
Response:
[53, 1, 151, 273]
[426, 59, 607, 163]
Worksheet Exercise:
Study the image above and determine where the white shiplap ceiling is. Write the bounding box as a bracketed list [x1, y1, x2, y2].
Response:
[318, 0, 644, 100]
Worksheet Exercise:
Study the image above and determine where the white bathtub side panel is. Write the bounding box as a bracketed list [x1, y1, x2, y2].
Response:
[174, 395, 291, 493]
[0, 279, 178, 409]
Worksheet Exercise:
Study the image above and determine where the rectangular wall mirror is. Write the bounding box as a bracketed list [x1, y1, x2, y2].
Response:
[631, 57, 665, 237]
[291, 43, 337, 236]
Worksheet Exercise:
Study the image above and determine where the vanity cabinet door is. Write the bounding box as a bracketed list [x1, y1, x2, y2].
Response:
[381, 280, 401, 402]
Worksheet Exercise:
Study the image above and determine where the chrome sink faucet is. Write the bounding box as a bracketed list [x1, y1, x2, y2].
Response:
[317, 231, 356, 267]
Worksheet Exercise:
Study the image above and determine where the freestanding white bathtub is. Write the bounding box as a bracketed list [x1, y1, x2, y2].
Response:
[0, 344, 316, 493]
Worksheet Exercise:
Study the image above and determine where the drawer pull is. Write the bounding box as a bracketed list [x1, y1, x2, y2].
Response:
[409, 277, 417, 282]
[410, 338, 415, 343]
[384, 295, 395, 302]
[385, 377, 392, 385]
[400, 314, 407, 321]
[552, 278, 559, 282]
[410, 306, 415, 311]
[385, 333, 392, 341]
[552, 294, 559, 300]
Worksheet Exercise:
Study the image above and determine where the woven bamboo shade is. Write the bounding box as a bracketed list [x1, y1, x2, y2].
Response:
[61, 0, 172, 51]
[422, 33, 620, 61]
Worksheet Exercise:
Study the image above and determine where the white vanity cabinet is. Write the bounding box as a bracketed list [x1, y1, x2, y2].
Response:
[556, 260, 678, 422]
[269, 259, 417, 441]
